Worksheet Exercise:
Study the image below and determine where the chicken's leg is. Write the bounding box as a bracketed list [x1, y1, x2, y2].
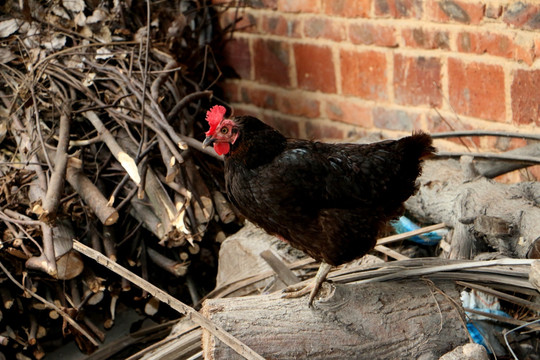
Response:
[282, 262, 333, 306]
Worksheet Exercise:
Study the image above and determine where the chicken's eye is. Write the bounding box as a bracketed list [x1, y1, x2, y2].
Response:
[220, 127, 229, 134]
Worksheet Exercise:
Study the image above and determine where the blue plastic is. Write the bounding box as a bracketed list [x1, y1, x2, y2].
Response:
[390, 216, 446, 246]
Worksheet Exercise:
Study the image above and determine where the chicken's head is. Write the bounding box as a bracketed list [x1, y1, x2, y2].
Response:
[202, 105, 239, 155]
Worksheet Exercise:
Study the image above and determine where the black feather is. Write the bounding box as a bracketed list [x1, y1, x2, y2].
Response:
[224, 116, 435, 266]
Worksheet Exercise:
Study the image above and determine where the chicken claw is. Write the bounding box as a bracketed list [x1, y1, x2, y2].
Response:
[282, 262, 333, 307]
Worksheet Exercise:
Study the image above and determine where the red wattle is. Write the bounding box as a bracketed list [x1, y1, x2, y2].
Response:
[214, 143, 230, 155]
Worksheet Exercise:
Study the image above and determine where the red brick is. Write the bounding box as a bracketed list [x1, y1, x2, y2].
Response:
[349, 23, 397, 47]
[294, 44, 336, 93]
[222, 38, 251, 80]
[322, 0, 371, 18]
[512, 37, 536, 66]
[448, 58, 505, 122]
[425, 113, 477, 148]
[221, 81, 242, 103]
[485, 4, 502, 19]
[231, 104, 263, 119]
[425, 113, 474, 132]
[261, 14, 301, 37]
[239, 86, 277, 110]
[375, 0, 423, 19]
[340, 49, 387, 101]
[372, 108, 420, 131]
[426, 0, 485, 24]
[277, 92, 320, 118]
[457, 31, 535, 65]
[304, 17, 347, 42]
[528, 166, 540, 181]
[263, 114, 300, 137]
[246, 0, 278, 9]
[220, 9, 257, 33]
[511, 69, 540, 126]
[402, 27, 450, 50]
[278, 0, 320, 13]
[324, 99, 373, 128]
[253, 39, 291, 87]
[394, 54, 442, 107]
[535, 38, 540, 61]
[305, 120, 346, 140]
[485, 136, 527, 152]
[503, 2, 540, 30]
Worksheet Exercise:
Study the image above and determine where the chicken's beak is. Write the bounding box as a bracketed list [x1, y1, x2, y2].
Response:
[202, 136, 215, 148]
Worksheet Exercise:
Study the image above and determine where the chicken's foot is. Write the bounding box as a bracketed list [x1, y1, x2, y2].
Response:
[282, 262, 333, 307]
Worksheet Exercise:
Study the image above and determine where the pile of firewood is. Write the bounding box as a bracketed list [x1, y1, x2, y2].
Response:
[0, 0, 239, 358]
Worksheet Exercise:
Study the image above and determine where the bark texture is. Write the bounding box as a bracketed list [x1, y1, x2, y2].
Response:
[202, 280, 469, 360]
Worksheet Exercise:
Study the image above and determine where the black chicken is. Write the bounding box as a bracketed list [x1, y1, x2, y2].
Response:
[203, 105, 435, 305]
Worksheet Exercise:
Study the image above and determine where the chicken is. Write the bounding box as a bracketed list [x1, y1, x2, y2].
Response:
[202, 105, 435, 305]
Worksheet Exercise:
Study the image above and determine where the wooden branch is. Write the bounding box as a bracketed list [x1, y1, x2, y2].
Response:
[55, 250, 84, 280]
[102, 226, 117, 262]
[117, 130, 186, 243]
[179, 134, 223, 160]
[185, 158, 213, 227]
[84, 110, 141, 184]
[129, 197, 166, 239]
[166, 90, 213, 122]
[66, 157, 119, 226]
[158, 137, 178, 183]
[376, 223, 446, 246]
[147, 247, 187, 277]
[150, 59, 178, 101]
[259, 250, 300, 286]
[0, 260, 99, 347]
[213, 191, 236, 224]
[41, 111, 71, 220]
[407, 158, 540, 259]
[11, 114, 58, 276]
[201, 280, 469, 360]
[72, 240, 265, 360]
[373, 244, 409, 260]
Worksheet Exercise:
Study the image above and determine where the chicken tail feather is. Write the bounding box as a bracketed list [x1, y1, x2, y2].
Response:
[405, 131, 436, 160]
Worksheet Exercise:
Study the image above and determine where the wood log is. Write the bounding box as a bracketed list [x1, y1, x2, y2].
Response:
[213, 191, 236, 224]
[406, 158, 540, 259]
[201, 280, 469, 360]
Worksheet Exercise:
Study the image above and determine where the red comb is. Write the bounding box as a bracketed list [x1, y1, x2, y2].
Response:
[205, 105, 227, 135]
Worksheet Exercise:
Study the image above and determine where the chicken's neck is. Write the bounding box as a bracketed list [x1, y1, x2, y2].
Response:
[227, 129, 286, 169]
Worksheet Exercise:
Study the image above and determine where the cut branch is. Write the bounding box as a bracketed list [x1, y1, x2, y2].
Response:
[0, 260, 99, 347]
[72, 240, 265, 360]
[41, 110, 71, 221]
[84, 111, 141, 185]
[66, 158, 119, 226]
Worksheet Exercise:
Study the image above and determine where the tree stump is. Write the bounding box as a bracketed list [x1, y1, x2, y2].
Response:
[201, 280, 469, 360]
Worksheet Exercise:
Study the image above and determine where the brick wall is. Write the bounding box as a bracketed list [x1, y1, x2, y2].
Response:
[216, 0, 539, 178]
